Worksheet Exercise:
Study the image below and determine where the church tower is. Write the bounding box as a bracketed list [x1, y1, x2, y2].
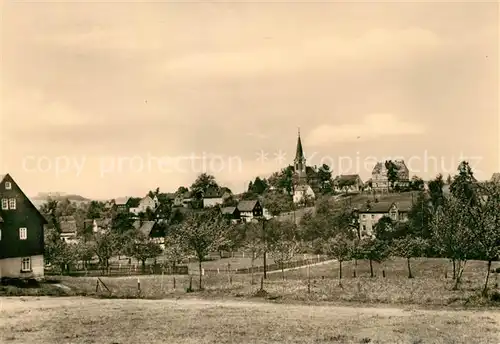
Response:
[294, 129, 307, 182]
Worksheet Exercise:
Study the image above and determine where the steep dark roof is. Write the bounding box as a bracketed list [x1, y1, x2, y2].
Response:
[114, 197, 130, 205]
[138, 221, 156, 237]
[221, 206, 238, 215]
[359, 201, 393, 213]
[295, 132, 304, 161]
[237, 200, 259, 212]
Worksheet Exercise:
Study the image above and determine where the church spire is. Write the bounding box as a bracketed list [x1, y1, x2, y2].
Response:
[295, 128, 304, 162]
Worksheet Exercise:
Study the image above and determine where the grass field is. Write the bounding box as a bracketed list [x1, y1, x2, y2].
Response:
[1, 297, 498, 344]
[4, 258, 496, 308]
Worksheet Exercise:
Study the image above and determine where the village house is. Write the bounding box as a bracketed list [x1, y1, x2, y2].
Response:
[237, 200, 263, 222]
[114, 197, 130, 213]
[371, 160, 410, 192]
[0, 174, 48, 280]
[133, 220, 167, 249]
[293, 184, 315, 205]
[358, 200, 412, 238]
[174, 192, 193, 208]
[130, 195, 158, 215]
[334, 174, 364, 194]
[84, 218, 111, 234]
[221, 206, 241, 223]
[59, 216, 78, 244]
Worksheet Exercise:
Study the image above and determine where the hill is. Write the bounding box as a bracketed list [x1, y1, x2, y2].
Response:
[30, 193, 91, 209]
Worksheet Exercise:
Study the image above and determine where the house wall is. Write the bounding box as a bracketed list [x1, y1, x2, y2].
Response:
[359, 213, 386, 237]
[0, 255, 44, 279]
[203, 197, 223, 208]
[240, 211, 254, 222]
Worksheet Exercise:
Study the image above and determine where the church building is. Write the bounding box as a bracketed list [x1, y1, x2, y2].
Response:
[290, 130, 320, 201]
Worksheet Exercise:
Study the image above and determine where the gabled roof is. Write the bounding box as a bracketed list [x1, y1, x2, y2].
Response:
[237, 200, 259, 212]
[359, 201, 393, 213]
[0, 173, 48, 224]
[138, 221, 156, 237]
[221, 206, 238, 215]
[114, 197, 130, 205]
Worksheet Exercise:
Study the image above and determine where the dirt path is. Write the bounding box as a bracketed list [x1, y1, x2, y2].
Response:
[1, 297, 499, 344]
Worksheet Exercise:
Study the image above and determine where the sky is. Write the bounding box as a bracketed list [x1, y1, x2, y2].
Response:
[0, 1, 498, 200]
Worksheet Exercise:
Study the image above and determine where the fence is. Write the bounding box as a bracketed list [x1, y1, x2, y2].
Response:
[45, 263, 189, 277]
[201, 255, 330, 275]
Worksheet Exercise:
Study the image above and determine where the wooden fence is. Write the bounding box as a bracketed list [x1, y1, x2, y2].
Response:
[201, 255, 330, 275]
[45, 264, 189, 277]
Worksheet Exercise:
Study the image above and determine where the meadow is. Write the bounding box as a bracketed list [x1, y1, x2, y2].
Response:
[5, 258, 500, 308]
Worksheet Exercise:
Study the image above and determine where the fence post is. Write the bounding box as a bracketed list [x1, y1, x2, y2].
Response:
[217, 268, 220, 274]
[260, 276, 264, 290]
[202, 268, 205, 276]
[137, 278, 141, 294]
[173, 277, 176, 290]
[161, 271, 164, 290]
[95, 279, 99, 293]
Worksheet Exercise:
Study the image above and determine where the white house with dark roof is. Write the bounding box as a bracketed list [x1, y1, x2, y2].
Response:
[130, 195, 158, 215]
[293, 184, 315, 205]
[237, 200, 263, 222]
[358, 200, 413, 238]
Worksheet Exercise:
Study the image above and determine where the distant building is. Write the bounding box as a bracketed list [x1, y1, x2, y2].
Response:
[290, 130, 321, 194]
[293, 184, 315, 205]
[203, 187, 225, 208]
[59, 216, 78, 244]
[0, 173, 48, 280]
[237, 200, 263, 222]
[334, 174, 364, 193]
[130, 195, 158, 215]
[114, 197, 130, 213]
[221, 206, 241, 223]
[358, 200, 412, 238]
[371, 160, 410, 192]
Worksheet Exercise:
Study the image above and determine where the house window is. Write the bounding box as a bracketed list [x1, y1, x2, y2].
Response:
[9, 198, 16, 210]
[371, 214, 375, 219]
[19, 227, 27, 240]
[362, 214, 366, 218]
[21, 257, 31, 272]
[5, 181, 11, 190]
[1, 199, 7, 210]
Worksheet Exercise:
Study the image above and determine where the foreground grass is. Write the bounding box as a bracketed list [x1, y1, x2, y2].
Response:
[0, 297, 498, 344]
[3, 258, 499, 307]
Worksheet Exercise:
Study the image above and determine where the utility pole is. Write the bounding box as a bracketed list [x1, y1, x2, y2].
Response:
[262, 217, 267, 279]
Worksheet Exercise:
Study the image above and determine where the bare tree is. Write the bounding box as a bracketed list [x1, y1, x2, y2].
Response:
[175, 209, 230, 290]
[267, 220, 300, 280]
[322, 233, 352, 284]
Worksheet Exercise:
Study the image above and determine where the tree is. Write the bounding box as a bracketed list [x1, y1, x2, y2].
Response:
[162, 234, 185, 272]
[191, 173, 219, 195]
[337, 178, 356, 195]
[450, 161, 479, 207]
[176, 186, 189, 195]
[175, 209, 229, 289]
[86, 200, 104, 220]
[129, 232, 163, 272]
[277, 166, 294, 195]
[360, 238, 390, 277]
[92, 231, 118, 273]
[470, 182, 500, 296]
[322, 234, 352, 283]
[262, 191, 294, 217]
[392, 236, 428, 278]
[40, 199, 61, 232]
[243, 222, 266, 284]
[250, 177, 268, 195]
[317, 164, 333, 194]
[428, 174, 445, 211]
[385, 160, 400, 190]
[76, 240, 95, 270]
[410, 176, 424, 191]
[267, 220, 300, 280]
[111, 212, 135, 235]
[407, 192, 434, 240]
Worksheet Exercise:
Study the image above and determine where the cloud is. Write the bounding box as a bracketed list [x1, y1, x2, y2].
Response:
[163, 27, 440, 79]
[307, 113, 425, 145]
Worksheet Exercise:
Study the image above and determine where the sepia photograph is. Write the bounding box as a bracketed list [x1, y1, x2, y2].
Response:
[0, 0, 499, 343]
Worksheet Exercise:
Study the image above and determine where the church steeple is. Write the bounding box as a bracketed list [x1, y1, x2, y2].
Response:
[295, 128, 304, 162]
[294, 128, 306, 175]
